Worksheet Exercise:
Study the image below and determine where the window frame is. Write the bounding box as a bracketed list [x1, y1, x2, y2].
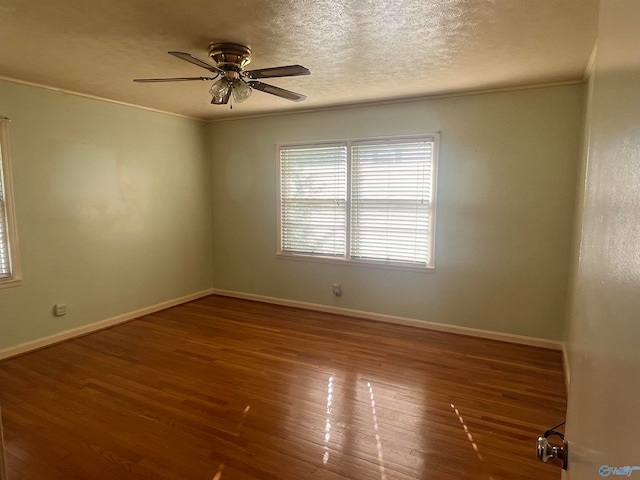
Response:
[0, 117, 22, 289]
[277, 133, 439, 271]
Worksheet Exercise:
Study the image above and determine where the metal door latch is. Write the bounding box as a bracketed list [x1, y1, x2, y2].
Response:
[537, 436, 568, 469]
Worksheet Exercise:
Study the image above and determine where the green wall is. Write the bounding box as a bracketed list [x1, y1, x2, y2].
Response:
[0, 80, 585, 351]
[0, 80, 213, 351]
[209, 85, 584, 340]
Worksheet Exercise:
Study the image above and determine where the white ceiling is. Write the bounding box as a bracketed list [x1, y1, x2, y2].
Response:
[0, 0, 599, 120]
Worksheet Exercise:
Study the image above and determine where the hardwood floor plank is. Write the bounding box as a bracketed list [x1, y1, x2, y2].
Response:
[0, 295, 566, 479]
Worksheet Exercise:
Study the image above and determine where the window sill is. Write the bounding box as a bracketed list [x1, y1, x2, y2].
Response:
[276, 252, 435, 273]
[0, 277, 23, 290]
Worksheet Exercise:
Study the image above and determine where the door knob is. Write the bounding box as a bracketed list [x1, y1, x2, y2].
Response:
[537, 436, 568, 469]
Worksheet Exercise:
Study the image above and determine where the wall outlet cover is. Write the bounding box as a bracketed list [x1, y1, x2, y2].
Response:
[54, 303, 67, 316]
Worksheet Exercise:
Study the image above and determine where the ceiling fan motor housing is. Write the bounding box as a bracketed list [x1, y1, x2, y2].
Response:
[209, 43, 252, 72]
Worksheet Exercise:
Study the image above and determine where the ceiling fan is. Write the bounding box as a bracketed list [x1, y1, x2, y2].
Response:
[134, 43, 310, 106]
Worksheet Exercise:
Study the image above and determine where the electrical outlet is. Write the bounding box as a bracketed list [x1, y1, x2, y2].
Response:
[54, 303, 67, 316]
[332, 283, 342, 297]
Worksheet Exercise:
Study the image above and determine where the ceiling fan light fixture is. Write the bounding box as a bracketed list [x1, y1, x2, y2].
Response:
[232, 80, 252, 103]
[209, 78, 231, 103]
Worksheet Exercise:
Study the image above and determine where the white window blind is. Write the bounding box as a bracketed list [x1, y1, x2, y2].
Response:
[0, 140, 8, 278]
[280, 145, 347, 256]
[0, 117, 20, 286]
[279, 135, 437, 269]
[351, 140, 434, 266]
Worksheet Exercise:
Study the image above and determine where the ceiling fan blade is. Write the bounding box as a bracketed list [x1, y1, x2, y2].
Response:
[244, 65, 310, 79]
[134, 76, 219, 83]
[249, 81, 306, 102]
[168, 51, 224, 74]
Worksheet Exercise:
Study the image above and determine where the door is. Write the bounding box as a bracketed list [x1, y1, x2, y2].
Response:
[563, 1, 640, 478]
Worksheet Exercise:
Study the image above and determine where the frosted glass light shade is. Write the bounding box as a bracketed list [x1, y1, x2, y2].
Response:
[209, 79, 231, 104]
[232, 80, 252, 103]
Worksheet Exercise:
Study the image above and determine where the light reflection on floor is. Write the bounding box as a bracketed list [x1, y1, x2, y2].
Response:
[323, 375, 334, 465]
[237, 404, 251, 435]
[451, 403, 495, 480]
[450, 403, 484, 462]
[211, 404, 251, 480]
[320, 375, 388, 480]
[211, 462, 225, 480]
[367, 381, 387, 480]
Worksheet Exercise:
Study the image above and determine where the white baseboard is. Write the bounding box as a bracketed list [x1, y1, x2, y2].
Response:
[212, 288, 564, 351]
[0, 287, 564, 362]
[0, 288, 215, 361]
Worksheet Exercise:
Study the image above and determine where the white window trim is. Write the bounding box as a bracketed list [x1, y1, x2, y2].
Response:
[0, 117, 22, 289]
[276, 133, 439, 271]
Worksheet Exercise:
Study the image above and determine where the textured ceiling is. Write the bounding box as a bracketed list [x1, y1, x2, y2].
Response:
[0, 0, 599, 120]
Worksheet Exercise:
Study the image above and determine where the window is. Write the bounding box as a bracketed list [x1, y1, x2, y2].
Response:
[278, 134, 438, 269]
[0, 117, 21, 288]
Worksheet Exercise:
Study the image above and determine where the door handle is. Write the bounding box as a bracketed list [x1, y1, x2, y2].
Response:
[537, 436, 568, 469]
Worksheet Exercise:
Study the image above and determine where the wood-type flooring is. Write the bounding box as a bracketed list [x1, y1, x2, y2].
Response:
[0, 295, 567, 480]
